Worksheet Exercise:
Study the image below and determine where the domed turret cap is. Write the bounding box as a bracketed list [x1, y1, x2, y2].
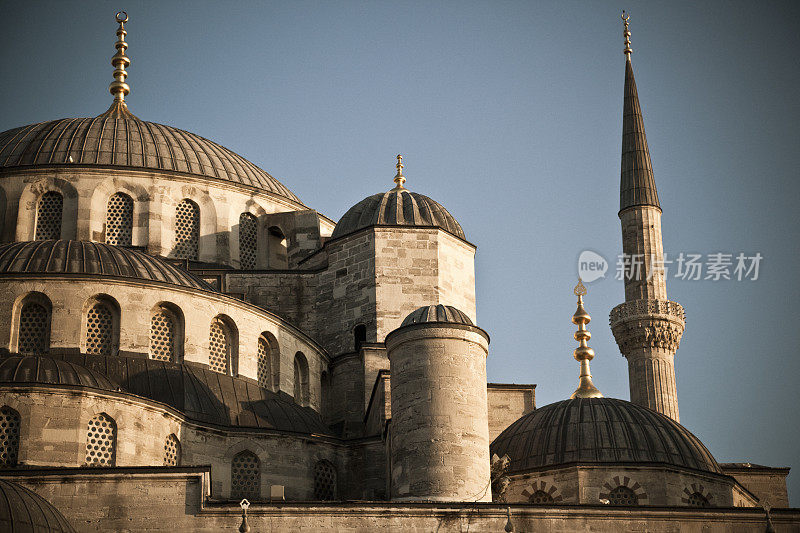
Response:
[331, 155, 465, 240]
[0, 479, 76, 532]
[401, 304, 474, 326]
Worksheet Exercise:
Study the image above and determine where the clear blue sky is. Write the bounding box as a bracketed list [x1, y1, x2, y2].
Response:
[2, 1, 798, 505]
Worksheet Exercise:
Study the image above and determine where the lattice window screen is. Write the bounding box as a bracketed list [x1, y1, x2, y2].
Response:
[85, 413, 116, 467]
[163, 434, 180, 466]
[231, 451, 260, 499]
[609, 486, 638, 506]
[174, 200, 200, 260]
[105, 193, 134, 246]
[150, 310, 176, 362]
[34, 191, 63, 240]
[208, 320, 229, 374]
[529, 490, 554, 504]
[257, 337, 271, 389]
[314, 460, 337, 501]
[85, 303, 115, 355]
[18, 302, 49, 354]
[239, 212, 258, 269]
[688, 492, 710, 507]
[0, 407, 20, 467]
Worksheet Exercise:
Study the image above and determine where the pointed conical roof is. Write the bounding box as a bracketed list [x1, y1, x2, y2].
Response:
[620, 56, 661, 212]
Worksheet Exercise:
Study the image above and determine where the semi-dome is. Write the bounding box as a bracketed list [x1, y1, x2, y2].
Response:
[491, 397, 722, 475]
[0, 115, 301, 204]
[56, 354, 333, 435]
[332, 188, 465, 240]
[401, 304, 474, 327]
[0, 240, 215, 291]
[0, 355, 118, 391]
[0, 479, 76, 532]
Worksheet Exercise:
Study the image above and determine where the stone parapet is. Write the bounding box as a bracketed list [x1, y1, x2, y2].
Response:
[610, 299, 685, 354]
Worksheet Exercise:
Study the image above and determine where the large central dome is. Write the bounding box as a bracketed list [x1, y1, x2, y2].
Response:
[0, 113, 301, 204]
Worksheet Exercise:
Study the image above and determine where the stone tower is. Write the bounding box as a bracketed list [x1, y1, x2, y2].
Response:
[385, 305, 491, 502]
[609, 14, 686, 422]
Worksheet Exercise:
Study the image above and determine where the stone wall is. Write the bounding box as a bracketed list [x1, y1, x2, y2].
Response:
[486, 383, 536, 441]
[0, 276, 327, 410]
[722, 464, 791, 508]
[3, 468, 798, 533]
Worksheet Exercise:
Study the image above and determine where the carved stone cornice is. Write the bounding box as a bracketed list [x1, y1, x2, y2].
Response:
[609, 299, 685, 355]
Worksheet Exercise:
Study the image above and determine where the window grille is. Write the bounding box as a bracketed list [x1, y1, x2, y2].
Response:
[163, 434, 180, 466]
[34, 191, 63, 240]
[239, 212, 258, 269]
[85, 413, 116, 467]
[609, 486, 638, 506]
[105, 193, 134, 246]
[529, 490, 554, 504]
[0, 407, 20, 467]
[149, 310, 176, 362]
[85, 303, 114, 355]
[231, 451, 260, 499]
[174, 200, 200, 260]
[313, 460, 337, 501]
[208, 320, 229, 374]
[293, 353, 309, 405]
[18, 302, 49, 354]
[257, 337, 271, 389]
[687, 492, 710, 507]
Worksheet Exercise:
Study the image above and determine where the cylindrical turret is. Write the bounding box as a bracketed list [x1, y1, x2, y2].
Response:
[385, 305, 491, 502]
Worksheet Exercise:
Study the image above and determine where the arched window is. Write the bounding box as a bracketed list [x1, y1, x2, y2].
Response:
[239, 212, 258, 270]
[174, 199, 200, 260]
[85, 301, 117, 356]
[150, 306, 182, 362]
[353, 324, 366, 352]
[231, 450, 260, 499]
[314, 460, 337, 501]
[257, 336, 271, 389]
[609, 486, 638, 506]
[293, 352, 309, 406]
[105, 192, 134, 246]
[85, 413, 116, 467]
[529, 490, 554, 504]
[163, 434, 180, 466]
[0, 406, 21, 467]
[34, 191, 63, 240]
[267, 226, 288, 269]
[687, 492, 710, 507]
[209, 318, 232, 374]
[18, 300, 51, 355]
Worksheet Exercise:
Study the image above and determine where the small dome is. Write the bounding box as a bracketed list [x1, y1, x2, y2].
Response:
[0, 241, 215, 291]
[401, 304, 474, 327]
[0, 355, 118, 391]
[0, 118, 301, 204]
[0, 479, 76, 532]
[332, 188, 465, 240]
[491, 397, 722, 475]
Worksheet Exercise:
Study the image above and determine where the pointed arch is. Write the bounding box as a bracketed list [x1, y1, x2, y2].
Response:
[293, 351, 309, 406]
[85, 412, 117, 467]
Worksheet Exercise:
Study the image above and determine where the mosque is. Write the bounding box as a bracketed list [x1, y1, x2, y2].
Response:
[0, 11, 796, 533]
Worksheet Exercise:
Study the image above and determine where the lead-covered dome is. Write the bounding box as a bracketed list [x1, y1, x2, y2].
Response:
[0, 355, 118, 391]
[0, 240, 215, 291]
[0, 115, 301, 204]
[332, 188, 465, 240]
[401, 304, 474, 326]
[491, 397, 722, 475]
[0, 479, 76, 532]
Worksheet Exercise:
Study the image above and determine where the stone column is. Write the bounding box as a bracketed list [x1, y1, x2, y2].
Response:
[385, 319, 490, 502]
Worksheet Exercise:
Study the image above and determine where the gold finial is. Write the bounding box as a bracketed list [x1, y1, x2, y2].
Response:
[570, 278, 603, 399]
[393, 154, 406, 189]
[109, 11, 131, 104]
[622, 11, 632, 58]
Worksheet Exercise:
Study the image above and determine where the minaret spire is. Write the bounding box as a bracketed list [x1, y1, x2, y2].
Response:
[103, 11, 135, 118]
[393, 154, 406, 189]
[610, 13, 685, 422]
[570, 279, 602, 399]
[620, 11, 659, 213]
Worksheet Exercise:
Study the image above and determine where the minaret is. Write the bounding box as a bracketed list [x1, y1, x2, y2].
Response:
[609, 12, 686, 422]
